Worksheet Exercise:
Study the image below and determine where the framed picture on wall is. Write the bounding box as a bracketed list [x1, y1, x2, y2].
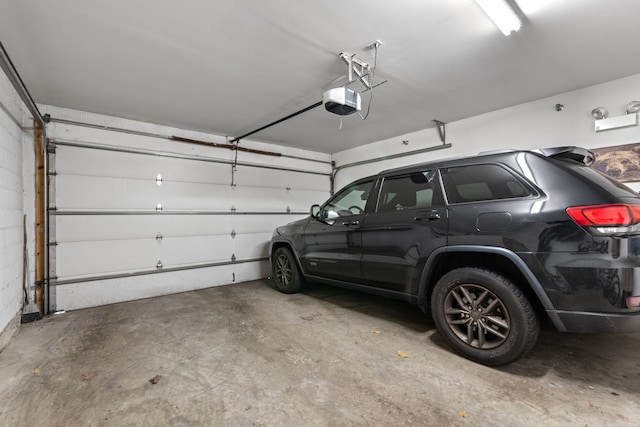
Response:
[592, 142, 640, 183]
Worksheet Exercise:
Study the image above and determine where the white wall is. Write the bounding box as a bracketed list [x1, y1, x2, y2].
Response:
[333, 73, 640, 191]
[0, 66, 33, 347]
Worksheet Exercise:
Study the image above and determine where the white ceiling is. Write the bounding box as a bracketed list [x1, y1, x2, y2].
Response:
[2, 0, 640, 154]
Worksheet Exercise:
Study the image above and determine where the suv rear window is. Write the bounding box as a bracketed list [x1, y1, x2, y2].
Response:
[441, 164, 531, 204]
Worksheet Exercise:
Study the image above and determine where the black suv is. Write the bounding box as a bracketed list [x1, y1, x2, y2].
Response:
[270, 146, 640, 365]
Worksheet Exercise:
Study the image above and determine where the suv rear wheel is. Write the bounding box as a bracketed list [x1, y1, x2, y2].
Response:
[431, 267, 539, 366]
[272, 247, 304, 294]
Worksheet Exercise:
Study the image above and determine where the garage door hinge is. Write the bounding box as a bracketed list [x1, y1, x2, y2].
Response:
[156, 203, 163, 212]
[156, 232, 163, 242]
[46, 144, 56, 154]
[230, 164, 237, 187]
[287, 206, 291, 213]
[231, 229, 236, 238]
[231, 205, 236, 212]
[156, 260, 163, 270]
[48, 206, 57, 212]
[49, 240, 58, 246]
[231, 254, 236, 262]
[47, 171, 57, 176]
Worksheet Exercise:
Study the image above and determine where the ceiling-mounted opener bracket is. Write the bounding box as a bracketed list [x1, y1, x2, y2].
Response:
[433, 120, 447, 144]
[339, 53, 372, 89]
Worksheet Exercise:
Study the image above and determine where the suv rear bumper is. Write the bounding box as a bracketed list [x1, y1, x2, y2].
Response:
[552, 309, 640, 333]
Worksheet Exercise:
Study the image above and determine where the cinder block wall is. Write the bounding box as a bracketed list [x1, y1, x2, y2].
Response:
[0, 67, 28, 345]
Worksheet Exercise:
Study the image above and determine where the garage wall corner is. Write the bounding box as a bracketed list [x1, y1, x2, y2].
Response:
[0, 64, 32, 346]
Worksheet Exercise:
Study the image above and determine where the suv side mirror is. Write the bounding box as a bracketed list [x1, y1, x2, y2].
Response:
[311, 204, 337, 225]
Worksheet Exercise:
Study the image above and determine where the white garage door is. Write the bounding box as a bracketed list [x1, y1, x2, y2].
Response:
[46, 121, 331, 310]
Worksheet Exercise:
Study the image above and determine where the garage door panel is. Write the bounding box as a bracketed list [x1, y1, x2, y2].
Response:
[288, 189, 329, 210]
[158, 235, 233, 265]
[56, 240, 161, 278]
[56, 145, 233, 185]
[56, 146, 163, 179]
[233, 166, 329, 191]
[54, 263, 260, 311]
[55, 215, 238, 242]
[156, 181, 236, 210]
[55, 175, 158, 210]
[56, 234, 235, 280]
[155, 156, 232, 185]
[233, 233, 271, 259]
[234, 149, 330, 175]
[230, 186, 286, 211]
[55, 215, 163, 242]
[55, 175, 237, 210]
[231, 187, 327, 212]
[230, 214, 308, 234]
[55, 214, 309, 243]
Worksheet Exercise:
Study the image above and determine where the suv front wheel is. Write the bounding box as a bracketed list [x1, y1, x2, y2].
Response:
[272, 247, 304, 294]
[431, 267, 539, 366]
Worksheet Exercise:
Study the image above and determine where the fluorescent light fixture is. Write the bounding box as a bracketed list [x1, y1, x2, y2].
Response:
[594, 114, 637, 132]
[475, 0, 522, 36]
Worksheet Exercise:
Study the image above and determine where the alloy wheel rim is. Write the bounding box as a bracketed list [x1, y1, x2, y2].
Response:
[443, 284, 510, 349]
[275, 254, 292, 286]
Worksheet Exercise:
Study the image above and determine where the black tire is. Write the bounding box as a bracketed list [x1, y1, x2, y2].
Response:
[431, 267, 539, 366]
[272, 247, 304, 294]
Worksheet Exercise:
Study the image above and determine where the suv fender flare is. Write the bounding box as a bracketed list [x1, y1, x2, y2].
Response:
[269, 239, 306, 274]
[419, 245, 567, 332]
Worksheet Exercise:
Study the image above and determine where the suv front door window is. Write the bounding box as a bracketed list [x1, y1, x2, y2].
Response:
[320, 180, 371, 220]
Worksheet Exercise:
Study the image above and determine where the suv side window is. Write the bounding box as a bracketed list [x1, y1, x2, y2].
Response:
[377, 171, 443, 212]
[322, 180, 373, 218]
[441, 164, 532, 204]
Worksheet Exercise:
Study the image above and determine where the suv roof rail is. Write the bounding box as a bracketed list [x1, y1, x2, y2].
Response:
[532, 146, 595, 166]
[477, 149, 516, 155]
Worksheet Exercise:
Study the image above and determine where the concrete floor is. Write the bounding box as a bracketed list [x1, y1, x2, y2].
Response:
[0, 280, 639, 427]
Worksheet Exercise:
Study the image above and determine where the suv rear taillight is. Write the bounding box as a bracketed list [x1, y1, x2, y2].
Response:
[566, 204, 640, 227]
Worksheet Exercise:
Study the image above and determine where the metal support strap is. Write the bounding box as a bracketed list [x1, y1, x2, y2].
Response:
[433, 120, 447, 144]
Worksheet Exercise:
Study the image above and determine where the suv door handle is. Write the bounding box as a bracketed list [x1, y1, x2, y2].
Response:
[414, 212, 440, 221]
[341, 220, 360, 226]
